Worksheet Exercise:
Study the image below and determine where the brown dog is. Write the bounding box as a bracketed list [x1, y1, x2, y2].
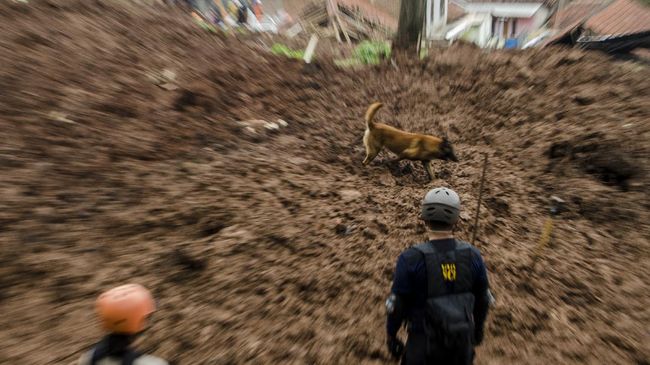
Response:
[362, 102, 458, 180]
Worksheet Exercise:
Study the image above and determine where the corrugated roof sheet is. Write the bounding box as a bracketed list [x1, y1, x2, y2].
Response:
[552, 0, 610, 29]
[584, 0, 650, 36]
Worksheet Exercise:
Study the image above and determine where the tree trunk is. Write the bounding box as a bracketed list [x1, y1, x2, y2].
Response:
[394, 0, 427, 52]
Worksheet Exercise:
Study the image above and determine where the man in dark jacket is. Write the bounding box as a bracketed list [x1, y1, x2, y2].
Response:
[236, 0, 248, 24]
[386, 187, 491, 365]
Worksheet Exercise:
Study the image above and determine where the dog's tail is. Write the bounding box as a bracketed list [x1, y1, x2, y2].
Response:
[365, 102, 383, 129]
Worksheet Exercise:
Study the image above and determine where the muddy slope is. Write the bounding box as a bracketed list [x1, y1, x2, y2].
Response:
[0, 1, 648, 364]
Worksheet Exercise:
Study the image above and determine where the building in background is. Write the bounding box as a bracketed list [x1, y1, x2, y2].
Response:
[440, 0, 549, 48]
[426, 0, 451, 38]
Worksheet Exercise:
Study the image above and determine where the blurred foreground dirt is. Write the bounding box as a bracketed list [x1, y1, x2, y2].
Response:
[0, 1, 649, 364]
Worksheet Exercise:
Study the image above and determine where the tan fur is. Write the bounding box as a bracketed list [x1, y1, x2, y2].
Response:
[362, 102, 455, 180]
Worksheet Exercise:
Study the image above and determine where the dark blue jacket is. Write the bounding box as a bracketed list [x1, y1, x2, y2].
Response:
[387, 238, 489, 338]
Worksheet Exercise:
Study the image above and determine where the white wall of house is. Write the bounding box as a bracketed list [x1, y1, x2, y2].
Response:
[532, 6, 550, 30]
[476, 13, 492, 46]
[461, 2, 543, 18]
[426, 0, 449, 38]
[428, 0, 548, 47]
[445, 13, 492, 47]
[444, 1, 548, 47]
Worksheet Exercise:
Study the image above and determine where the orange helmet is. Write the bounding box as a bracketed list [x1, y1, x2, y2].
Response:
[96, 284, 155, 335]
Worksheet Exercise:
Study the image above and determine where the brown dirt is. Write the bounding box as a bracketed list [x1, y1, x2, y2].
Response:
[1, 1, 649, 364]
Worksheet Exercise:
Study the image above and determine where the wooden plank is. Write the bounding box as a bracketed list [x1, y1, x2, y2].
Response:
[303, 34, 319, 64]
[331, 0, 352, 45]
[325, 0, 342, 43]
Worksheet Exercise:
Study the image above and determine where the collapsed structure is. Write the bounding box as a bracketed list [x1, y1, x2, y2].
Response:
[546, 0, 650, 53]
[286, 0, 396, 42]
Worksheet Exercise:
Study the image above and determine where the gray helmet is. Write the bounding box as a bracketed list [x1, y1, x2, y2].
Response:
[420, 187, 461, 225]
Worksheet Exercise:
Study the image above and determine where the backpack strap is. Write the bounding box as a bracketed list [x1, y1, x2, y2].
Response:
[414, 240, 474, 298]
[414, 242, 444, 298]
[453, 240, 473, 293]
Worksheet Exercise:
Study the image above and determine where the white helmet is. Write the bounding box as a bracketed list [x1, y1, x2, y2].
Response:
[420, 187, 461, 225]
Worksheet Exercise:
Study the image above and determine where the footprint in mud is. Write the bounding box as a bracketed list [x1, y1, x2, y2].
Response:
[163, 248, 208, 283]
[279, 196, 301, 214]
[435, 167, 452, 180]
[385, 160, 414, 177]
[558, 275, 599, 306]
[485, 196, 511, 217]
[198, 217, 230, 238]
[490, 310, 513, 336]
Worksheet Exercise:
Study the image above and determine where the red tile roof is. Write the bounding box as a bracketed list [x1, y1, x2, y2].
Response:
[584, 0, 650, 36]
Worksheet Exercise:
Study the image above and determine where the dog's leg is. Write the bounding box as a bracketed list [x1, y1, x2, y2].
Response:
[363, 146, 381, 165]
[363, 130, 381, 165]
[422, 160, 434, 181]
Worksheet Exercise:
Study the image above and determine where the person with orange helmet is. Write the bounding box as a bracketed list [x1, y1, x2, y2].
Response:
[78, 284, 168, 365]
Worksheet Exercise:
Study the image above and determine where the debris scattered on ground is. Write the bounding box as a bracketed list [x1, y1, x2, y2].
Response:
[292, 0, 394, 42]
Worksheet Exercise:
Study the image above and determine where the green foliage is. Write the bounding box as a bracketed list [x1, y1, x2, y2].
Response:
[354, 41, 391, 65]
[272, 41, 391, 67]
[271, 43, 305, 60]
[335, 41, 391, 68]
[334, 58, 363, 67]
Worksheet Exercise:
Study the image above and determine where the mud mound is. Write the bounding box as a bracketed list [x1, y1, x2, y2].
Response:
[548, 132, 638, 190]
[1, 1, 649, 365]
